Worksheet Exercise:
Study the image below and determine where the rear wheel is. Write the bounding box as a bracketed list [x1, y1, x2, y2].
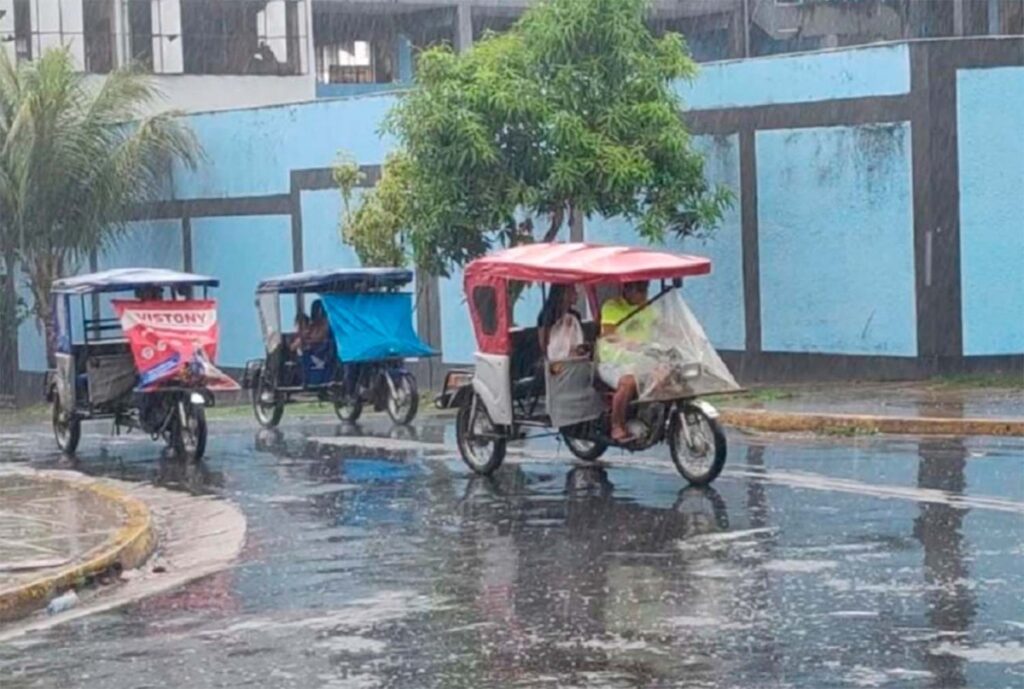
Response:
[252, 372, 284, 428]
[333, 395, 363, 423]
[386, 371, 419, 425]
[52, 396, 81, 454]
[668, 404, 726, 486]
[172, 402, 207, 462]
[561, 432, 608, 462]
[456, 395, 506, 475]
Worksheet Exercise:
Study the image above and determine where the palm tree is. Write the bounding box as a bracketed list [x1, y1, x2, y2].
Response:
[0, 47, 201, 369]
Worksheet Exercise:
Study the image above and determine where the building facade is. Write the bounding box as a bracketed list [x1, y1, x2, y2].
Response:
[3, 1, 1021, 113]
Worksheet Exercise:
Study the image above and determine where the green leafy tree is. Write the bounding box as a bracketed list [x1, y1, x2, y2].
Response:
[333, 152, 406, 268]
[0, 48, 201, 366]
[339, 0, 731, 277]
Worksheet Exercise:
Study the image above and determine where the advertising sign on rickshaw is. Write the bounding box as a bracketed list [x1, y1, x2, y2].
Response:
[113, 299, 238, 391]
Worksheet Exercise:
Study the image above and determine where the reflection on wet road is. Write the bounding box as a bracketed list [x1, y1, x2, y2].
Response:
[1, 418, 1022, 688]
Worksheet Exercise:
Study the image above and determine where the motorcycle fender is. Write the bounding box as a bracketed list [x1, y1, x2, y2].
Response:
[686, 399, 719, 419]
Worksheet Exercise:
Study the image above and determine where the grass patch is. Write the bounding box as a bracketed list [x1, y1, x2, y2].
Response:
[926, 374, 1023, 390]
[0, 404, 49, 426]
[818, 425, 879, 438]
[710, 387, 797, 404]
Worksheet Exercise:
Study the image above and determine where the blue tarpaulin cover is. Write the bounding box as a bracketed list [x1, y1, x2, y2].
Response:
[321, 293, 436, 362]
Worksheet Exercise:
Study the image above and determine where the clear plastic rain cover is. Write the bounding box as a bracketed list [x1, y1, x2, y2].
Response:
[598, 290, 740, 401]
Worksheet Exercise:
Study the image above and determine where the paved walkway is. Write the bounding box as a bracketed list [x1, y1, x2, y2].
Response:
[0, 475, 124, 592]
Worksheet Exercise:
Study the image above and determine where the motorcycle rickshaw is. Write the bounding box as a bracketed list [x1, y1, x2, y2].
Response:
[438, 242, 741, 485]
[243, 267, 435, 427]
[46, 268, 238, 461]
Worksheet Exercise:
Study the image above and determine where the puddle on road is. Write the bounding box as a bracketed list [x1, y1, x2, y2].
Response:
[0, 421, 1021, 688]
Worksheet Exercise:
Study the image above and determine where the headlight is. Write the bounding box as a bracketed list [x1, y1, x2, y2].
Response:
[682, 363, 702, 380]
[190, 392, 206, 405]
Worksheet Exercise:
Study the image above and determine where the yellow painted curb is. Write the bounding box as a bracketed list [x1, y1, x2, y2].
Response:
[0, 478, 155, 622]
[720, 408, 1024, 437]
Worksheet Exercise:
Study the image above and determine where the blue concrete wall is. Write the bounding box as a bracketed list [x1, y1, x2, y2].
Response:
[18, 44, 1024, 381]
[173, 94, 398, 199]
[677, 43, 910, 110]
[956, 67, 1024, 356]
[191, 215, 294, 367]
[301, 189, 362, 272]
[585, 134, 745, 352]
[757, 123, 917, 356]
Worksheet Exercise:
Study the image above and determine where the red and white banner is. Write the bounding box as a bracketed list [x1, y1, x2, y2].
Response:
[112, 299, 239, 391]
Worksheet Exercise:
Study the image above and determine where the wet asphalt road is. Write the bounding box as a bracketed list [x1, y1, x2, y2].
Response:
[0, 414, 1022, 689]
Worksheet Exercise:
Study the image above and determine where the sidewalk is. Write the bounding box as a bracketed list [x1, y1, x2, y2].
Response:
[0, 471, 154, 621]
[716, 380, 1024, 436]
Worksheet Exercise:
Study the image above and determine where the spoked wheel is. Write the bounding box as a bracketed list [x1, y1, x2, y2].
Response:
[333, 395, 363, 423]
[668, 403, 726, 486]
[386, 371, 419, 425]
[561, 432, 608, 462]
[52, 397, 81, 454]
[172, 401, 208, 462]
[456, 394, 506, 475]
[252, 373, 284, 428]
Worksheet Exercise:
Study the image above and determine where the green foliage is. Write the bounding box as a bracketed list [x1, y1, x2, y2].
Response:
[333, 152, 406, 267]
[342, 0, 732, 277]
[0, 48, 201, 362]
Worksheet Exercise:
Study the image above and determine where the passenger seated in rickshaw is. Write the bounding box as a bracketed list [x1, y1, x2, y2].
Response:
[134, 285, 163, 301]
[537, 284, 589, 363]
[289, 301, 329, 353]
[598, 280, 655, 442]
[306, 299, 335, 382]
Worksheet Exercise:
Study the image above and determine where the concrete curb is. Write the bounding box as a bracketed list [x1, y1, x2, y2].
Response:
[0, 475, 156, 622]
[719, 408, 1024, 437]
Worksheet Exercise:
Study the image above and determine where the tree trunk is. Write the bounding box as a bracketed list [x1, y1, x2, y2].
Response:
[0, 252, 18, 400]
[506, 205, 568, 315]
[27, 251, 63, 369]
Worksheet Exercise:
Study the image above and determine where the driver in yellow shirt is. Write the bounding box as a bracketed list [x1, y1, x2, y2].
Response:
[598, 280, 654, 442]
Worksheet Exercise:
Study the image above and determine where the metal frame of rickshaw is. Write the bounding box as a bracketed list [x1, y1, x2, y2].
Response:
[246, 268, 416, 397]
[47, 269, 219, 419]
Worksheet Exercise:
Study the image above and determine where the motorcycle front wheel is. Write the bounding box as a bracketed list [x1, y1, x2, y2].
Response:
[52, 396, 81, 454]
[456, 395, 506, 475]
[386, 371, 418, 425]
[172, 401, 208, 462]
[668, 404, 726, 486]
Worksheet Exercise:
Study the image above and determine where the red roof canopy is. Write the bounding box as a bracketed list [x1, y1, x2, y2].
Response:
[464, 242, 711, 285]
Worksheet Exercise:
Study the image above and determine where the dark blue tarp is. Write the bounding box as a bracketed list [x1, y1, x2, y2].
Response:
[321, 293, 436, 362]
[257, 268, 413, 294]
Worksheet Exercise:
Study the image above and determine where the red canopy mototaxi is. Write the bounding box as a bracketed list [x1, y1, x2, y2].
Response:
[463, 243, 713, 355]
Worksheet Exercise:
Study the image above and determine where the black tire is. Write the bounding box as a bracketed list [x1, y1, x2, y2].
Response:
[334, 395, 363, 423]
[386, 371, 419, 425]
[561, 432, 608, 462]
[252, 373, 284, 428]
[172, 402, 208, 462]
[668, 404, 727, 486]
[52, 396, 81, 455]
[456, 395, 506, 476]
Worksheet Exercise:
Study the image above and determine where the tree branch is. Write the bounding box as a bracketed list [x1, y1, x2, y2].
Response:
[542, 205, 565, 243]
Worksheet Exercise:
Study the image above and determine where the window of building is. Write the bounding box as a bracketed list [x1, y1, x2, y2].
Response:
[13, 0, 31, 62]
[180, 0, 306, 75]
[126, 0, 154, 70]
[83, 0, 115, 73]
[312, 9, 398, 84]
